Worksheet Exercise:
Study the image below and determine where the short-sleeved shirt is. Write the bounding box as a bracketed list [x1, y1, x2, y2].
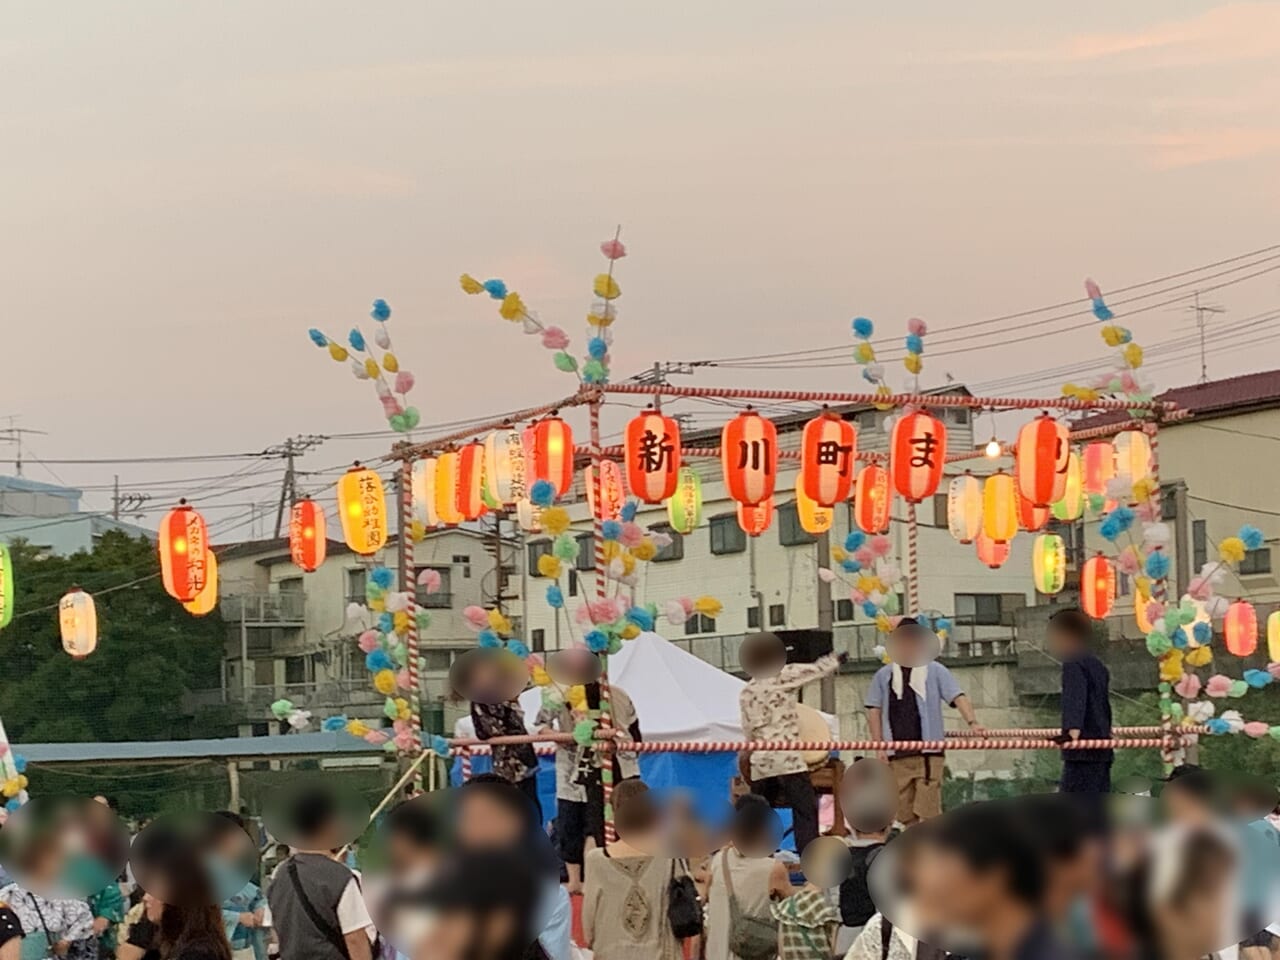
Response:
[865, 664, 963, 756]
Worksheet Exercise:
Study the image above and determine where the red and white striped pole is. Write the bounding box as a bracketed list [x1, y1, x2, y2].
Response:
[588, 392, 617, 843]
[905, 501, 920, 615]
[400, 457, 423, 791]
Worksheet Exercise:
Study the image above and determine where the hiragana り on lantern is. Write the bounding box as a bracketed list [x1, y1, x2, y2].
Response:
[1015, 413, 1070, 507]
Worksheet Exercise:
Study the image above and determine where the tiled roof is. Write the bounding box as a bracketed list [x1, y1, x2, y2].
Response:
[1073, 369, 1280, 430]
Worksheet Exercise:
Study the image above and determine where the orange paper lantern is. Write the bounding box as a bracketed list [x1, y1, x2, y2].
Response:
[183, 552, 219, 617]
[434, 451, 464, 526]
[800, 410, 857, 507]
[159, 501, 210, 603]
[890, 411, 947, 503]
[975, 529, 1010, 569]
[289, 499, 327, 572]
[722, 410, 778, 507]
[527, 417, 574, 497]
[623, 411, 681, 503]
[1081, 553, 1116, 619]
[1082, 442, 1116, 496]
[1015, 413, 1070, 507]
[585, 459, 625, 521]
[455, 443, 488, 521]
[1224, 600, 1258, 657]
[737, 498, 774, 537]
[982, 471, 1019, 544]
[854, 464, 891, 535]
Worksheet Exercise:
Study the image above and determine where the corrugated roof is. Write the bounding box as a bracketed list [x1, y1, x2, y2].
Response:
[1073, 369, 1280, 431]
[19, 731, 380, 764]
[0, 476, 82, 500]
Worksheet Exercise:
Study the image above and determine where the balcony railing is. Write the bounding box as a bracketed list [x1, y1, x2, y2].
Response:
[186, 678, 394, 713]
[220, 592, 306, 625]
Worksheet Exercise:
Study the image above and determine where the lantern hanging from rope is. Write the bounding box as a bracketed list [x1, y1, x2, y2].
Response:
[412, 457, 440, 528]
[338, 463, 388, 555]
[0, 543, 12, 630]
[585, 459, 625, 521]
[183, 553, 219, 616]
[890, 410, 947, 503]
[1224, 600, 1258, 657]
[1031, 533, 1066, 594]
[982, 471, 1018, 544]
[289, 499, 327, 572]
[1015, 413, 1070, 507]
[1080, 554, 1116, 619]
[737, 498, 774, 537]
[59, 587, 97, 659]
[722, 410, 778, 507]
[455, 443, 488, 521]
[483, 429, 524, 505]
[666, 467, 703, 535]
[1268, 610, 1280, 662]
[975, 529, 1010, 569]
[515, 499, 542, 534]
[158, 500, 210, 603]
[1017, 487, 1049, 532]
[624, 410, 681, 503]
[434, 451, 464, 526]
[1113, 430, 1153, 487]
[1051, 451, 1084, 521]
[527, 417, 574, 497]
[800, 409, 857, 506]
[795, 479, 833, 535]
[854, 464, 891, 535]
[1082, 442, 1116, 497]
[946, 473, 982, 544]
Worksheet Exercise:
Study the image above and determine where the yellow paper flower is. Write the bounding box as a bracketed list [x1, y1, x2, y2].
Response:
[1219, 536, 1246, 564]
[621, 623, 641, 640]
[364, 358, 379, 378]
[1, 778, 20, 799]
[394, 697, 411, 721]
[602, 540, 622, 561]
[1134, 575, 1151, 602]
[328, 342, 349, 362]
[499, 292, 526, 320]
[393, 611, 410, 634]
[853, 342, 875, 364]
[1185, 645, 1213, 668]
[368, 597, 386, 613]
[832, 546, 847, 563]
[541, 507, 570, 535]
[875, 614, 893, 633]
[537, 554, 562, 579]
[632, 540, 657, 562]
[1100, 325, 1125, 347]
[531, 665, 551, 687]
[855, 574, 879, 595]
[383, 352, 399, 373]
[1123, 343, 1143, 369]
[587, 310, 615, 328]
[347, 719, 371, 737]
[566, 685, 587, 712]
[410, 520, 426, 543]
[694, 596, 723, 617]
[621, 552, 636, 575]
[593, 274, 622, 300]
[460, 273, 484, 294]
[1159, 649, 1184, 683]
[1132, 477, 1156, 504]
[873, 383, 894, 411]
[488, 608, 512, 635]
[374, 669, 398, 695]
[903, 353, 922, 374]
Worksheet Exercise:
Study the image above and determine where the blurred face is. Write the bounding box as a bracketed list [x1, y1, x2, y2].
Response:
[913, 844, 1004, 931]
[1163, 788, 1212, 828]
[1157, 868, 1232, 959]
[889, 627, 934, 668]
[456, 792, 523, 850]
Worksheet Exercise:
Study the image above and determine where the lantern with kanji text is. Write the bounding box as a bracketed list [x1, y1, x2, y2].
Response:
[527, 417, 574, 498]
[975, 529, 1010, 569]
[338, 463, 388, 556]
[800, 409, 857, 507]
[795, 480, 833, 535]
[183, 553, 219, 617]
[946, 473, 982, 544]
[455, 443, 488, 521]
[666, 467, 703, 535]
[1080, 554, 1116, 619]
[434, 451, 464, 526]
[59, 586, 97, 659]
[624, 411, 681, 503]
[1015, 413, 1070, 507]
[1031, 533, 1066, 595]
[854, 464, 891, 535]
[890, 411, 947, 503]
[982, 471, 1018, 544]
[722, 410, 778, 507]
[412, 457, 440, 528]
[289, 499, 327, 572]
[737, 498, 774, 537]
[1224, 600, 1258, 657]
[585, 459, 625, 521]
[159, 500, 210, 603]
[483, 429, 525, 505]
[1051, 451, 1084, 521]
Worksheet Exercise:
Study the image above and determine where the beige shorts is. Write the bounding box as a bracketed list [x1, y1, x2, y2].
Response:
[890, 754, 943, 824]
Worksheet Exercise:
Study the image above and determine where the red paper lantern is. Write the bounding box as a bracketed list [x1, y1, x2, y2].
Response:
[722, 410, 778, 506]
[289, 499, 327, 573]
[854, 464, 891, 535]
[890, 411, 947, 503]
[159, 501, 210, 603]
[974, 529, 1010, 569]
[1224, 600, 1258, 657]
[737, 498, 774, 537]
[800, 410, 857, 507]
[1081, 553, 1116, 619]
[527, 417, 574, 497]
[455, 443, 488, 521]
[1015, 413, 1070, 507]
[623, 411, 680, 503]
[1017, 488, 1049, 532]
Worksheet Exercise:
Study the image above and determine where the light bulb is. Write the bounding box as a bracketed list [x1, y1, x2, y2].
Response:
[984, 438, 1002, 459]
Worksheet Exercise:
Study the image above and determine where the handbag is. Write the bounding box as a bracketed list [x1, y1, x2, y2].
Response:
[666, 859, 702, 940]
[720, 850, 778, 960]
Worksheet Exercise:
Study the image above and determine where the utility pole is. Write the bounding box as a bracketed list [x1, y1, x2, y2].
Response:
[265, 435, 324, 537]
[817, 527, 835, 713]
[0, 418, 48, 477]
[629, 362, 702, 412]
[1186, 292, 1225, 384]
[111, 475, 151, 520]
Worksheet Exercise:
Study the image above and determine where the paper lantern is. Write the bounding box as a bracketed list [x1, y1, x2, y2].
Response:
[0, 543, 12, 630]
[737, 498, 774, 537]
[795, 479, 833, 535]
[455, 443, 488, 521]
[1267, 610, 1280, 662]
[722, 410, 778, 506]
[1135, 591, 1155, 635]
[338, 464, 388, 556]
[412, 457, 441, 527]
[666, 467, 703, 535]
[982, 471, 1018, 544]
[890, 411, 947, 503]
[1015, 414, 1070, 507]
[183, 553, 219, 617]
[434, 451, 464, 526]
[623, 411, 681, 503]
[289, 499, 327, 573]
[975, 529, 1010, 569]
[1082, 442, 1116, 496]
[854, 464, 891, 535]
[527, 417, 574, 498]
[585, 459, 625, 521]
[515, 499, 542, 533]
[1113, 430, 1152, 486]
[1051, 452, 1084, 522]
[59, 587, 97, 659]
[483, 429, 525, 505]
[1080, 554, 1116, 619]
[1017, 488, 1049, 532]
[1031, 534, 1066, 595]
[158, 501, 210, 603]
[1224, 600, 1258, 657]
[800, 410, 857, 507]
[946, 473, 982, 544]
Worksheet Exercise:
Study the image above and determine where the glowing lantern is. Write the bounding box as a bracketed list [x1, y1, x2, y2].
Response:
[527, 417, 574, 498]
[946, 473, 982, 544]
[455, 443, 488, 521]
[289, 499, 327, 572]
[1082, 442, 1116, 497]
[1051, 452, 1084, 522]
[0, 543, 12, 630]
[795, 478, 833, 535]
[1113, 430, 1152, 486]
[982, 471, 1018, 544]
[411, 457, 441, 527]
[1267, 610, 1280, 662]
[737, 498, 774, 537]
[1031, 533, 1066, 595]
[1224, 600, 1258, 657]
[158, 501, 210, 603]
[624, 411, 681, 503]
[434, 451, 464, 526]
[890, 411, 947, 503]
[975, 529, 1010, 569]
[483, 430, 525, 505]
[59, 587, 97, 659]
[666, 467, 703, 535]
[1017, 488, 1049, 532]
[722, 410, 778, 506]
[338, 463, 388, 556]
[183, 553, 219, 617]
[515, 499, 542, 533]
[1080, 554, 1116, 619]
[1015, 414, 1070, 507]
[585, 459, 625, 521]
[854, 464, 891, 535]
[1135, 591, 1155, 634]
[800, 410, 857, 507]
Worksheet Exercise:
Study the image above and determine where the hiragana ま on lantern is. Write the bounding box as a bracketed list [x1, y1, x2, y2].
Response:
[1224, 600, 1258, 657]
[975, 529, 1010, 569]
[890, 411, 947, 503]
[854, 464, 891, 535]
[1051, 451, 1084, 522]
[624, 411, 680, 503]
[982, 471, 1018, 544]
[159, 500, 210, 603]
[737, 498, 774, 537]
[722, 410, 778, 507]
[1031, 533, 1066, 595]
[338, 463, 388, 556]
[59, 586, 97, 659]
[455, 443, 488, 521]
[1080, 554, 1116, 619]
[1015, 413, 1070, 507]
[800, 409, 857, 507]
[666, 467, 703, 535]
[183, 552, 219, 617]
[946, 472, 982, 544]
[289, 499, 326, 572]
[585, 459, 625, 521]
[527, 417, 574, 497]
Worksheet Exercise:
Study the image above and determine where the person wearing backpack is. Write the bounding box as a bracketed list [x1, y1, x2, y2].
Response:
[706, 796, 793, 960]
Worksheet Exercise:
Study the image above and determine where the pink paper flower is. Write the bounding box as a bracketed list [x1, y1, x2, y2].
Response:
[1084, 279, 1102, 300]
[907, 317, 927, 336]
[868, 536, 892, 557]
[1145, 601, 1165, 626]
[817, 568, 836, 583]
[1205, 675, 1234, 698]
[619, 522, 645, 548]
[1186, 577, 1212, 601]
[396, 669, 413, 690]
[1119, 371, 1139, 393]
[1174, 674, 1201, 699]
[1117, 549, 1140, 575]
[850, 589, 866, 604]
[463, 605, 489, 629]
[853, 547, 875, 566]
[417, 568, 442, 593]
[394, 370, 416, 393]
[364, 730, 389, 745]
[358, 630, 380, 653]
[541, 327, 570, 350]
[1134, 501, 1158, 522]
[394, 729, 415, 750]
[1245, 722, 1271, 738]
[600, 239, 628, 260]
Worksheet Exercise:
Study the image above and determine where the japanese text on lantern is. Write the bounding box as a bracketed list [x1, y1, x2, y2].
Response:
[909, 432, 938, 469]
[360, 473, 383, 542]
[639, 428, 675, 475]
[816, 440, 852, 472]
[184, 510, 207, 593]
[738, 437, 772, 473]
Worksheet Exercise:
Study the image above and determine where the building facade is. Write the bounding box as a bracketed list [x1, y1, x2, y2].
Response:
[0, 476, 152, 557]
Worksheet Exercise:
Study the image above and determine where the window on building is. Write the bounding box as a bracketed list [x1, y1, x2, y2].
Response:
[531, 629, 546, 653]
[346, 568, 367, 605]
[931, 493, 949, 528]
[568, 569, 579, 597]
[747, 606, 761, 630]
[949, 408, 970, 426]
[835, 598, 854, 622]
[954, 593, 1003, 626]
[710, 514, 747, 555]
[685, 613, 717, 635]
[250, 722, 270, 737]
[417, 566, 453, 608]
[528, 539, 553, 577]
[1193, 520, 1207, 570]
[650, 524, 684, 562]
[857, 410, 877, 431]
[1160, 485, 1177, 521]
[769, 603, 786, 627]
[1241, 547, 1272, 576]
[576, 533, 595, 571]
[278, 576, 303, 595]
[284, 656, 308, 685]
[777, 502, 816, 546]
[421, 650, 452, 672]
[254, 659, 274, 686]
[452, 554, 472, 578]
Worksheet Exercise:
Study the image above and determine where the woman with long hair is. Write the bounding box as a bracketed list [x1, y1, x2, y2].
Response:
[117, 894, 232, 960]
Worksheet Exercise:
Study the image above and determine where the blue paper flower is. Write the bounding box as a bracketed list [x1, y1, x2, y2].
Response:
[506, 639, 530, 659]
[587, 337, 608, 360]
[601, 519, 622, 542]
[1170, 627, 1188, 649]
[1099, 517, 1121, 541]
[430, 735, 451, 758]
[4, 799, 19, 813]
[1091, 299, 1114, 321]
[1205, 718, 1231, 736]
[1110, 506, 1135, 533]
[626, 607, 654, 632]
[348, 328, 367, 352]
[851, 317, 874, 339]
[370, 298, 391, 321]
[482, 279, 508, 300]
[1244, 669, 1273, 688]
[322, 716, 348, 733]
[844, 531, 866, 552]
[841, 558, 861, 574]
[861, 600, 879, 618]
[308, 328, 328, 348]
[365, 649, 394, 672]
[1192, 621, 1213, 645]
[12, 755, 25, 774]
[477, 629, 501, 649]
[529, 479, 556, 507]
[585, 629, 609, 653]
[546, 584, 564, 609]
[935, 618, 953, 634]
[1145, 551, 1170, 580]
[371, 567, 395, 589]
[904, 334, 924, 355]
[377, 612, 394, 634]
[1240, 525, 1265, 551]
[620, 501, 638, 522]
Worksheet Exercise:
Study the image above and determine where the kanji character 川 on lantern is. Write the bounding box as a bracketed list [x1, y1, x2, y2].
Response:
[412, 457, 441, 527]
[1017, 488, 1049, 532]
[1082, 442, 1116, 498]
[1224, 600, 1258, 657]
[1113, 430, 1153, 487]
[585, 459, 625, 521]
[1015, 413, 1070, 507]
[1031, 533, 1066, 594]
[159, 500, 210, 603]
[483, 429, 525, 505]
[183, 552, 219, 617]
[1268, 610, 1280, 662]
[946, 473, 982, 544]
[1051, 451, 1084, 522]
[975, 529, 1010, 569]
[338, 463, 388, 555]
[434, 451, 464, 525]
[289, 499, 327, 572]
[527, 417, 574, 497]
[854, 464, 891, 535]
[624, 411, 681, 503]
[890, 410, 947, 503]
[59, 586, 97, 659]
[0, 543, 12, 630]
[456, 443, 488, 521]
[666, 467, 703, 535]
[722, 410, 778, 507]
[737, 498, 774, 537]
[795, 479, 833, 535]
[982, 471, 1018, 544]
[800, 409, 857, 506]
[1081, 554, 1116, 619]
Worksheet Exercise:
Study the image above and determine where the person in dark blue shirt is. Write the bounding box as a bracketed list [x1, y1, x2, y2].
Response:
[1049, 609, 1113, 796]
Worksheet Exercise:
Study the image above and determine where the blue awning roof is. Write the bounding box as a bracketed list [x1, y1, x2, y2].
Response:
[19, 731, 382, 765]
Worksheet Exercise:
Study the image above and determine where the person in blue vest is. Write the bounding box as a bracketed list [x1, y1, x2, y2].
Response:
[1049, 609, 1113, 797]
